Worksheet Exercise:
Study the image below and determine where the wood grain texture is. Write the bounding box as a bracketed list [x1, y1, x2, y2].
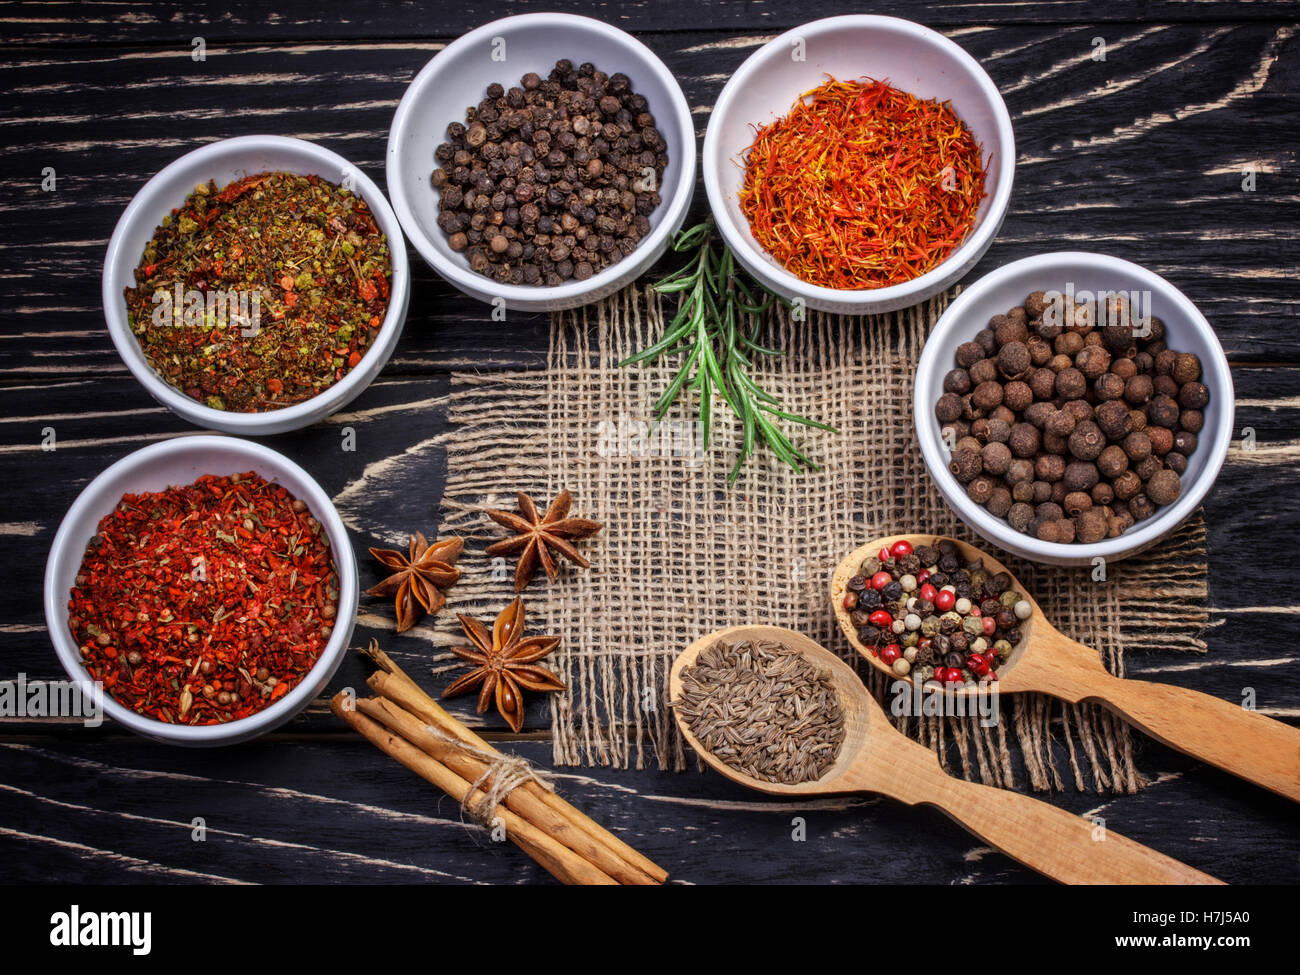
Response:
[1, 0, 1298, 884]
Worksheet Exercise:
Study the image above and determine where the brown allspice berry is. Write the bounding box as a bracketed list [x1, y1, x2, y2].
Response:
[1146, 468, 1182, 505]
[1075, 507, 1108, 544]
[1124, 374, 1154, 406]
[1179, 382, 1210, 410]
[1094, 395, 1132, 440]
[1036, 453, 1066, 482]
[1051, 480, 1069, 505]
[949, 448, 983, 483]
[1112, 357, 1138, 380]
[955, 341, 985, 368]
[961, 393, 983, 421]
[972, 380, 1004, 411]
[1006, 458, 1035, 485]
[1091, 481, 1115, 506]
[1097, 444, 1129, 478]
[1064, 399, 1094, 424]
[1024, 401, 1055, 429]
[984, 417, 1012, 444]
[987, 487, 1013, 518]
[1129, 408, 1148, 433]
[1180, 409, 1204, 434]
[1008, 306, 1028, 327]
[1043, 431, 1068, 455]
[995, 318, 1029, 347]
[955, 435, 983, 455]
[1055, 331, 1084, 357]
[1068, 419, 1105, 460]
[1009, 422, 1041, 458]
[1172, 353, 1202, 385]
[998, 341, 1031, 379]
[1129, 494, 1156, 521]
[1153, 374, 1180, 399]
[1174, 430, 1198, 456]
[943, 368, 972, 394]
[981, 441, 1012, 476]
[1029, 367, 1056, 400]
[969, 358, 998, 386]
[1095, 372, 1126, 401]
[1003, 380, 1033, 412]
[1134, 454, 1162, 482]
[991, 405, 1017, 426]
[1166, 452, 1188, 475]
[1071, 345, 1112, 379]
[974, 328, 998, 356]
[1154, 349, 1177, 376]
[1147, 394, 1180, 428]
[1012, 479, 1035, 502]
[967, 476, 995, 505]
[935, 392, 963, 423]
[1027, 336, 1053, 366]
[1007, 502, 1034, 533]
[1045, 409, 1076, 437]
[1122, 430, 1152, 461]
[1063, 460, 1099, 492]
[1048, 353, 1073, 373]
[1024, 291, 1049, 317]
[1056, 367, 1087, 400]
[1036, 519, 1064, 543]
[1064, 491, 1092, 517]
[1056, 518, 1076, 544]
[1032, 480, 1053, 504]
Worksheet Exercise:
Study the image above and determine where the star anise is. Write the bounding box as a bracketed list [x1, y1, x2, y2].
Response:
[442, 597, 565, 732]
[367, 533, 462, 633]
[485, 489, 602, 592]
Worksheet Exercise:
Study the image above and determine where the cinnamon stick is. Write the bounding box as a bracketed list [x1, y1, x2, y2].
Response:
[362, 643, 668, 884]
[330, 692, 617, 885]
[357, 695, 659, 885]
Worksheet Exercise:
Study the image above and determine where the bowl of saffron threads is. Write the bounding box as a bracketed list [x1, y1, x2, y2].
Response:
[44, 435, 359, 746]
[704, 15, 1015, 315]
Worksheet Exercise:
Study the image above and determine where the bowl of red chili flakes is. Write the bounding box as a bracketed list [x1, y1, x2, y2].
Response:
[44, 435, 359, 746]
[103, 135, 410, 435]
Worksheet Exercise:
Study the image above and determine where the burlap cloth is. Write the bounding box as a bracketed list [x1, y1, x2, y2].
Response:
[434, 285, 1209, 793]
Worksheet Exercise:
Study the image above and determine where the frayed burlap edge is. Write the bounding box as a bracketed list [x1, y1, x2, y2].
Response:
[434, 284, 1209, 793]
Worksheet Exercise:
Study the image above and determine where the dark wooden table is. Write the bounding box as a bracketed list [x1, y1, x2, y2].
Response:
[2, 0, 1297, 885]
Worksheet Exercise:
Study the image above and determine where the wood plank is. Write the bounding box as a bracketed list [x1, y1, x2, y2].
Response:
[0, 734, 1293, 884]
[0, 23, 1296, 378]
[4, 0, 1300, 48]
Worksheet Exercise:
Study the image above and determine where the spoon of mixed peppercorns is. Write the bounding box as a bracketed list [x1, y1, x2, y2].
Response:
[831, 534, 1300, 805]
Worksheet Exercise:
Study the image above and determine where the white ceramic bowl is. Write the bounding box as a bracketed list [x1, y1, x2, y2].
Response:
[386, 13, 696, 312]
[44, 435, 359, 745]
[103, 136, 410, 435]
[915, 252, 1234, 567]
[704, 15, 1015, 315]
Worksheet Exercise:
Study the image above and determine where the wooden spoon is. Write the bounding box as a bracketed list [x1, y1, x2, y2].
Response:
[670, 625, 1220, 885]
[832, 534, 1300, 804]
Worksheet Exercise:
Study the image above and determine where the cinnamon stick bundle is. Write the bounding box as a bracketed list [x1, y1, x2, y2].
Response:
[330, 641, 667, 885]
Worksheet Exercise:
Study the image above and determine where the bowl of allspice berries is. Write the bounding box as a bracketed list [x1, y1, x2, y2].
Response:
[386, 13, 696, 311]
[916, 251, 1234, 566]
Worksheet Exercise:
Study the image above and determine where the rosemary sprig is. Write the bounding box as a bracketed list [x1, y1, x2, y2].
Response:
[619, 220, 836, 481]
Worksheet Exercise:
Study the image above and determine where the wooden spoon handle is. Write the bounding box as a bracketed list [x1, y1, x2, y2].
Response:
[1072, 670, 1300, 803]
[865, 736, 1221, 884]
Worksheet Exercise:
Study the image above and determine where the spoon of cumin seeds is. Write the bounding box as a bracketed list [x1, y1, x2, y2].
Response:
[670, 624, 1220, 885]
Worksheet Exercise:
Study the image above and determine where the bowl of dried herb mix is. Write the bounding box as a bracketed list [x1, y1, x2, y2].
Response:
[704, 15, 1015, 315]
[386, 13, 696, 312]
[43, 435, 359, 746]
[103, 135, 410, 435]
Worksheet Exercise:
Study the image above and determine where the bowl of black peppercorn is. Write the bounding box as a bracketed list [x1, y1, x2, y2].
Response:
[915, 251, 1234, 567]
[387, 13, 696, 312]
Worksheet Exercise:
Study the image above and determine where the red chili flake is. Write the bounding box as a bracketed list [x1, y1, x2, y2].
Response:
[66, 471, 340, 726]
